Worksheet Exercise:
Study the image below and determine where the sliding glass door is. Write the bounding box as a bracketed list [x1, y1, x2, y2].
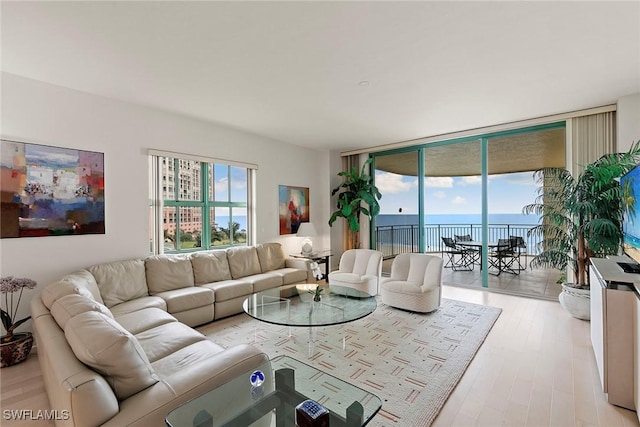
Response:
[373, 150, 420, 258]
[372, 123, 566, 289]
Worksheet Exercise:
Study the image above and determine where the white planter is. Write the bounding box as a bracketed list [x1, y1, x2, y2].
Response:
[558, 283, 590, 320]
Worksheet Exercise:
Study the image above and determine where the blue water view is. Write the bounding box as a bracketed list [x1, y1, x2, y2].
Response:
[376, 213, 540, 226]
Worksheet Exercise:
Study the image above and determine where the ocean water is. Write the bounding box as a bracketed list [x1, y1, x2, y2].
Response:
[376, 213, 540, 226]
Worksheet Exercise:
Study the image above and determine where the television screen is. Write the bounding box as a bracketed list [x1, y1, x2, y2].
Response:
[621, 163, 640, 266]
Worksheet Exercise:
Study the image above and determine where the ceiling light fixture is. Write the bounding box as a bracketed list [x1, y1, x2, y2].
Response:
[358, 81, 370, 87]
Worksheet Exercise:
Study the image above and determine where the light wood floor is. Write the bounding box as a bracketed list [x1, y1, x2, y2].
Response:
[1, 286, 638, 426]
[435, 286, 639, 427]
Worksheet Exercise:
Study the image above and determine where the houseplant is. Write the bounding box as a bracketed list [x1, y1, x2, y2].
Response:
[310, 285, 324, 302]
[523, 141, 640, 319]
[1, 276, 37, 367]
[329, 158, 382, 249]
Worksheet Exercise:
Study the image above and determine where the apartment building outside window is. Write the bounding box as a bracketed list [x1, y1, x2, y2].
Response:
[149, 151, 256, 254]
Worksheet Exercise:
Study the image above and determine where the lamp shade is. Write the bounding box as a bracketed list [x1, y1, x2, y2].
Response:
[296, 222, 317, 237]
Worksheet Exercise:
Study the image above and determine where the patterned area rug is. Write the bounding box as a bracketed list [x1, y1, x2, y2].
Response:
[198, 298, 501, 426]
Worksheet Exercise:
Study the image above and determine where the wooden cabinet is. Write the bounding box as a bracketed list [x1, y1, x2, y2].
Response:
[590, 258, 637, 410]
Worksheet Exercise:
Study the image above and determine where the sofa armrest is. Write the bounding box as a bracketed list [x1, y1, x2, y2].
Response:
[285, 258, 313, 282]
[102, 345, 270, 427]
[32, 308, 120, 427]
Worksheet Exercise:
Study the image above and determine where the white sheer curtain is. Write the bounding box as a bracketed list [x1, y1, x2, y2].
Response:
[570, 111, 616, 175]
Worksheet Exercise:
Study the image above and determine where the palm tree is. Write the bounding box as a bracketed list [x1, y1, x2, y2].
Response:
[220, 221, 242, 243]
[523, 141, 640, 287]
[210, 223, 226, 244]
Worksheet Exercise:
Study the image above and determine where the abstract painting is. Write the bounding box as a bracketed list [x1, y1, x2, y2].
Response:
[278, 185, 309, 235]
[0, 139, 105, 238]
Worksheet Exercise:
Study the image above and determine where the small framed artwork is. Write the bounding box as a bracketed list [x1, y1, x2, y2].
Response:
[279, 185, 309, 235]
[0, 139, 105, 238]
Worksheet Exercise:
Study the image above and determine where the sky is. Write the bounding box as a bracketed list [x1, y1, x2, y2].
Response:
[375, 170, 539, 215]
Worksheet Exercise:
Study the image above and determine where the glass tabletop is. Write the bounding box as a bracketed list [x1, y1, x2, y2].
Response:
[243, 284, 377, 327]
[165, 355, 382, 427]
[289, 249, 332, 260]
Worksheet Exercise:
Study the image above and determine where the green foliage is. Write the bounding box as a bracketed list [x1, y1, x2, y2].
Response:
[329, 158, 382, 248]
[523, 140, 640, 286]
[211, 222, 246, 245]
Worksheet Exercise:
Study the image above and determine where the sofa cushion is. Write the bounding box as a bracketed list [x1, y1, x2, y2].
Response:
[41, 279, 98, 310]
[256, 243, 286, 273]
[153, 287, 214, 313]
[114, 308, 177, 335]
[247, 272, 282, 292]
[61, 270, 105, 304]
[135, 322, 206, 363]
[88, 259, 149, 308]
[146, 255, 195, 294]
[227, 246, 261, 279]
[108, 296, 167, 317]
[270, 268, 308, 285]
[50, 294, 114, 330]
[150, 340, 225, 377]
[200, 279, 253, 302]
[191, 251, 232, 284]
[65, 311, 158, 400]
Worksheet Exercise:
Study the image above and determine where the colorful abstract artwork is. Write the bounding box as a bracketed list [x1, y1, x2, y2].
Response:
[0, 140, 105, 238]
[278, 185, 309, 235]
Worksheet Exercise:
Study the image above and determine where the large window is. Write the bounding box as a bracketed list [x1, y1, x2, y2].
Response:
[149, 151, 256, 254]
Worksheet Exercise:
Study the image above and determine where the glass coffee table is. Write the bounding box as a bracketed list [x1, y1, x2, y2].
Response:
[165, 355, 382, 427]
[243, 284, 377, 356]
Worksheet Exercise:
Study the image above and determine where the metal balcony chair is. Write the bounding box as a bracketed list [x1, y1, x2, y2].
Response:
[453, 234, 480, 265]
[488, 238, 519, 276]
[509, 235, 527, 271]
[441, 237, 474, 271]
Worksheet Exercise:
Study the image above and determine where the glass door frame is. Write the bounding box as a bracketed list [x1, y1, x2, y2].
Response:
[370, 121, 566, 288]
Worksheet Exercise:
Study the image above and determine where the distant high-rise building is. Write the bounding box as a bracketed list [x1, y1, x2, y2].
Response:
[161, 158, 202, 235]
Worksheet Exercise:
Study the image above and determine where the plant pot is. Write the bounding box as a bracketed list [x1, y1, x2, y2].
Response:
[0, 332, 34, 368]
[558, 284, 590, 320]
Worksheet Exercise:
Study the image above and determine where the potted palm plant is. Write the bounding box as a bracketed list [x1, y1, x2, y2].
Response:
[329, 158, 382, 249]
[523, 141, 640, 320]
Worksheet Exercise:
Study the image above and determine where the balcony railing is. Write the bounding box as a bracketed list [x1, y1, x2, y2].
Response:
[374, 223, 539, 259]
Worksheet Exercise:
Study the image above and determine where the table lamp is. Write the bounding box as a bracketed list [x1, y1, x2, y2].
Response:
[296, 222, 317, 256]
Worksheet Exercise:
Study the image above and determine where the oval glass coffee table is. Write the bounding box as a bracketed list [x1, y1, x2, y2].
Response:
[243, 284, 377, 356]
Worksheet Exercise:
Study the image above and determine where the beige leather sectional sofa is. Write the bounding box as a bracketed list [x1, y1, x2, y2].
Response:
[30, 243, 311, 426]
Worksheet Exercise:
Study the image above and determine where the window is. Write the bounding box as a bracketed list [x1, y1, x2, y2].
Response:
[149, 151, 256, 254]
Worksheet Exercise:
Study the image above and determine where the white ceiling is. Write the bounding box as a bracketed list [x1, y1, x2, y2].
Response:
[2, 1, 639, 153]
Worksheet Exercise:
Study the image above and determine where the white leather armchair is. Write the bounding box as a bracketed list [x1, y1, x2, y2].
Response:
[328, 249, 383, 296]
[380, 253, 443, 313]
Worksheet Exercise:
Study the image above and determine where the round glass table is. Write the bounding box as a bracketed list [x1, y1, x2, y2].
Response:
[243, 284, 377, 355]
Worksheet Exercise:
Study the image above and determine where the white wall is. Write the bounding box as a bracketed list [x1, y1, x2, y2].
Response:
[617, 92, 640, 152]
[0, 72, 331, 329]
